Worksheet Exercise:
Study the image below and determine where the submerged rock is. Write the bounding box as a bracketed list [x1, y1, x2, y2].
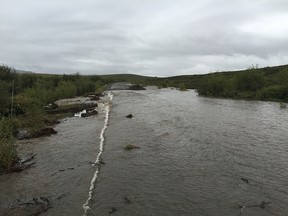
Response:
[89, 93, 104, 101]
[241, 177, 249, 184]
[81, 110, 98, 118]
[109, 207, 117, 214]
[35, 128, 57, 137]
[124, 144, 140, 150]
[126, 114, 133, 118]
[47, 103, 97, 114]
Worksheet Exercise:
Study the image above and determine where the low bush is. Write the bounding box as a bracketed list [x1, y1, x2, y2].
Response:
[257, 85, 288, 101]
[0, 118, 18, 171]
[179, 83, 187, 91]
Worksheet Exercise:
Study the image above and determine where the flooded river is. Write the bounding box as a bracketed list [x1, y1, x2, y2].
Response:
[1, 88, 288, 216]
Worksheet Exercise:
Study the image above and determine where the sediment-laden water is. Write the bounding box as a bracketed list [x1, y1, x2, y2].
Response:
[1, 88, 288, 216]
[0, 95, 112, 216]
[91, 88, 288, 216]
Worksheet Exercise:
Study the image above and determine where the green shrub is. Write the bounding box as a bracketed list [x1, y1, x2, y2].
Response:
[0, 118, 18, 171]
[257, 85, 288, 101]
[54, 81, 77, 100]
[13, 95, 46, 134]
[235, 70, 265, 92]
[75, 79, 96, 96]
[0, 81, 10, 115]
[179, 83, 187, 91]
[279, 68, 288, 85]
[24, 87, 54, 106]
[19, 73, 37, 89]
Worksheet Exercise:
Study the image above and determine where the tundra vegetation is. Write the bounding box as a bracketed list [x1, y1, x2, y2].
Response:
[0, 65, 107, 171]
[196, 65, 288, 101]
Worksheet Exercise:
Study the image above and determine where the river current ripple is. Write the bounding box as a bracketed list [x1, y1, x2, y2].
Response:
[91, 88, 288, 216]
[1, 88, 288, 216]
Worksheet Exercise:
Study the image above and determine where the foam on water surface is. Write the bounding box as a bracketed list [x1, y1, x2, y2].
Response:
[82, 92, 113, 215]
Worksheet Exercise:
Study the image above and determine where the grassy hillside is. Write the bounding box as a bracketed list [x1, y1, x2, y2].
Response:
[195, 64, 288, 101]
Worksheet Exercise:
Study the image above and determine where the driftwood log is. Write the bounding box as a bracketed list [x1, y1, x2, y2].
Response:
[236, 200, 271, 215]
[2, 153, 37, 174]
[9, 162, 36, 173]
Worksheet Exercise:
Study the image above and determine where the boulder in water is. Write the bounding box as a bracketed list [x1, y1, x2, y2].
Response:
[35, 128, 57, 137]
[81, 110, 98, 118]
[126, 114, 133, 118]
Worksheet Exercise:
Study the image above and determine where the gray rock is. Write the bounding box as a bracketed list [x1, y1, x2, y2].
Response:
[16, 130, 31, 140]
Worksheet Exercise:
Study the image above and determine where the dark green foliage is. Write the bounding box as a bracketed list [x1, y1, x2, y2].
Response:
[257, 85, 288, 101]
[75, 79, 96, 96]
[0, 65, 109, 119]
[196, 65, 288, 101]
[0, 65, 16, 82]
[54, 81, 77, 100]
[279, 68, 288, 85]
[0, 65, 17, 116]
[179, 83, 187, 91]
[0, 118, 18, 170]
[235, 70, 265, 92]
[0, 81, 11, 115]
[19, 73, 37, 89]
[197, 74, 236, 97]
[62, 72, 80, 82]
[206, 74, 225, 96]
[23, 87, 53, 106]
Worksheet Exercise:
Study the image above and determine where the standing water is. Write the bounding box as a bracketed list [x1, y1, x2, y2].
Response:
[0, 88, 288, 216]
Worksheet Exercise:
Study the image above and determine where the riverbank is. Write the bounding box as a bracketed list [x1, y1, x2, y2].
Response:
[195, 66, 288, 103]
[0, 93, 112, 215]
[0, 92, 105, 174]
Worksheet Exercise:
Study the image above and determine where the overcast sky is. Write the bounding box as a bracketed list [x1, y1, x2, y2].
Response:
[1, 0, 288, 76]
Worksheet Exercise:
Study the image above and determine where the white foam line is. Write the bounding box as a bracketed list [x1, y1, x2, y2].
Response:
[82, 92, 113, 216]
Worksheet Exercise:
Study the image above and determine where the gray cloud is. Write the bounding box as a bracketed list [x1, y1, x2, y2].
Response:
[0, 0, 288, 76]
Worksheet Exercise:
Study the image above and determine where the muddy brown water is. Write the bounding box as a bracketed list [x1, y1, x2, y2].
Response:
[1, 88, 288, 216]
